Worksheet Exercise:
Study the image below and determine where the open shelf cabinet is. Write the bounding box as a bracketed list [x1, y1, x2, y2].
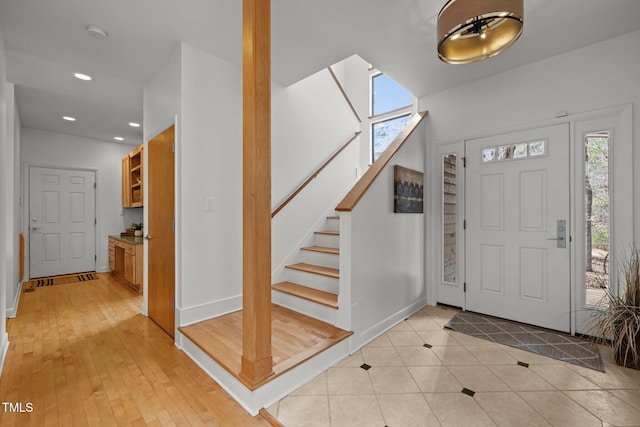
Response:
[122, 144, 143, 208]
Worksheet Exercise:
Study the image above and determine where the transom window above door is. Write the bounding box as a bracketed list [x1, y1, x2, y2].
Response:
[481, 139, 546, 163]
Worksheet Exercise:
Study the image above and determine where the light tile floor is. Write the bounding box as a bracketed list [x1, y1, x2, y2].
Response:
[268, 305, 640, 426]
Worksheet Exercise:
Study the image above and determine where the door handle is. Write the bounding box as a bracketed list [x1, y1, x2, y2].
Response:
[144, 234, 151, 240]
[31, 227, 41, 231]
[548, 220, 567, 248]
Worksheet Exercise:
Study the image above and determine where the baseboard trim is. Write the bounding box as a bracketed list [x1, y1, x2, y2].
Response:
[6, 281, 23, 318]
[179, 331, 350, 415]
[351, 298, 427, 351]
[176, 295, 242, 327]
[0, 332, 9, 377]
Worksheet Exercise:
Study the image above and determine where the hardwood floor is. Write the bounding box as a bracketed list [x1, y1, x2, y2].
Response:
[0, 273, 271, 426]
[179, 305, 352, 390]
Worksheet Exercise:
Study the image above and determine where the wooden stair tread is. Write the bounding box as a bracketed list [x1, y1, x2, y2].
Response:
[301, 245, 339, 255]
[273, 282, 338, 309]
[327, 216, 339, 220]
[315, 230, 339, 236]
[285, 262, 339, 278]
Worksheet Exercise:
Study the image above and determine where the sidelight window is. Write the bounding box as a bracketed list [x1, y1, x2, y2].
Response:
[584, 131, 610, 307]
[442, 154, 457, 284]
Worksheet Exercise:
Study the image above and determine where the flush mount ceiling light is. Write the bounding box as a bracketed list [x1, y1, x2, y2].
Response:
[62, 116, 76, 122]
[437, 0, 523, 64]
[86, 24, 109, 40]
[128, 122, 140, 128]
[74, 72, 92, 81]
[114, 137, 124, 141]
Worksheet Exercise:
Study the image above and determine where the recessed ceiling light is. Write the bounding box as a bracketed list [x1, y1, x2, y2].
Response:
[129, 122, 140, 128]
[114, 137, 124, 141]
[62, 116, 76, 122]
[86, 24, 109, 40]
[74, 73, 92, 81]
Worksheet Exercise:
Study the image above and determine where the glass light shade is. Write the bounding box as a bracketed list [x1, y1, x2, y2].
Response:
[438, 0, 523, 64]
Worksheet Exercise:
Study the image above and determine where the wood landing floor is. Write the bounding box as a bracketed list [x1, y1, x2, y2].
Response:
[179, 305, 352, 390]
[0, 273, 273, 426]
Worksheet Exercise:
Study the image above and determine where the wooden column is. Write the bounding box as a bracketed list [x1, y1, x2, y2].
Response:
[240, 0, 274, 386]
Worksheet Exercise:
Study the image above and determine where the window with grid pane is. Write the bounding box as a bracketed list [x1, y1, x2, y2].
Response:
[370, 72, 413, 162]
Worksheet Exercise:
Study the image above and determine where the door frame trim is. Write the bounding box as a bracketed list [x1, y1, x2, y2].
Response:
[429, 104, 634, 336]
[432, 142, 466, 309]
[572, 104, 634, 335]
[23, 163, 99, 281]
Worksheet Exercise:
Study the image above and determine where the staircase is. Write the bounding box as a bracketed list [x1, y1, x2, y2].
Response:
[272, 215, 340, 325]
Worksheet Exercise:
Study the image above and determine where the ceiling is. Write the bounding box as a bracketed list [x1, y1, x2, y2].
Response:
[1, 0, 639, 145]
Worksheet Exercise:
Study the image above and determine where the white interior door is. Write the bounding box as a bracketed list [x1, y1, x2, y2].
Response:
[29, 167, 96, 278]
[466, 124, 571, 332]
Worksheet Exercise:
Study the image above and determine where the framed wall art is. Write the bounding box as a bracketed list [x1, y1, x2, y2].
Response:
[394, 165, 424, 213]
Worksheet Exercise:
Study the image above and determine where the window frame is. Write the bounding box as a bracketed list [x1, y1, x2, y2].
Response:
[370, 112, 412, 163]
[368, 70, 415, 163]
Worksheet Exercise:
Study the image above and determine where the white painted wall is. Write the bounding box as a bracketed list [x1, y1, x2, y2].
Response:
[143, 42, 244, 325]
[0, 25, 11, 370]
[144, 42, 244, 325]
[142, 43, 181, 316]
[142, 44, 364, 325]
[341, 55, 369, 115]
[177, 43, 243, 323]
[341, 55, 372, 170]
[420, 30, 640, 149]
[421, 29, 640, 303]
[344, 121, 427, 348]
[21, 129, 136, 276]
[6, 88, 21, 317]
[271, 66, 360, 273]
[143, 45, 181, 142]
[272, 67, 359, 204]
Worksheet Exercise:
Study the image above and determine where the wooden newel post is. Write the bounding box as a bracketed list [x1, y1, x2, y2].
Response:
[240, 0, 274, 386]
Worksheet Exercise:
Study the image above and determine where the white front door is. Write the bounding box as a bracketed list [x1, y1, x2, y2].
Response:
[466, 124, 571, 332]
[29, 167, 96, 278]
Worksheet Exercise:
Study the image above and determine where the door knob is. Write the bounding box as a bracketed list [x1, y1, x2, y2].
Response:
[144, 234, 151, 240]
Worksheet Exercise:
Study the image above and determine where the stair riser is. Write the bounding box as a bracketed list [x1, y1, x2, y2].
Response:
[323, 218, 340, 233]
[299, 250, 339, 269]
[284, 269, 339, 294]
[272, 290, 337, 325]
[314, 233, 339, 247]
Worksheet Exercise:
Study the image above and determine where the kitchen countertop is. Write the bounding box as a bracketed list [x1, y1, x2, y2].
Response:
[109, 235, 144, 245]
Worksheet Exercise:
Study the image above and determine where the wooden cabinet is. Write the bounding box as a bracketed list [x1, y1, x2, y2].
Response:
[124, 252, 135, 283]
[109, 236, 143, 291]
[122, 144, 143, 208]
[108, 238, 116, 270]
[122, 155, 131, 207]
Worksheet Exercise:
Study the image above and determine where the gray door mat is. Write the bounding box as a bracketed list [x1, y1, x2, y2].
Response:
[445, 311, 604, 372]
